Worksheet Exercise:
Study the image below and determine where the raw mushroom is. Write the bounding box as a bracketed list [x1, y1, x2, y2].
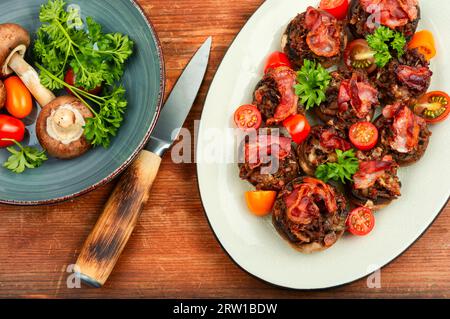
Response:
[0, 80, 5, 109]
[0, 23, 55, 107]
[36, 95, 93, 159]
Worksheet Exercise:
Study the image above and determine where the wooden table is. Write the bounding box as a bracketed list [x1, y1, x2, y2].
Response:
[0, 0, 449, 299]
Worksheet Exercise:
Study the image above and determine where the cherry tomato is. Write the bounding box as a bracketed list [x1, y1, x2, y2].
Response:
[234, 104, 262, 131]
[320, 0, 349, 20]
[65, 68, 103, 96]
[245, 191, 277, 216]
[408, 30, 436, 61]
[0, 114, 25, 147]
[413, 91, 450, 124]
[343, 39, 377, 73]
[282, 114, 311, 144]
[349, 122, 379, 151]
[346, 207, 375, 236]
[4, 76, 33, 119]
[264, 52, 292, 73]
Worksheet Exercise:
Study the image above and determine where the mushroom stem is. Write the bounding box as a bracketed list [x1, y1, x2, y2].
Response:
[8, 53, 55, 107]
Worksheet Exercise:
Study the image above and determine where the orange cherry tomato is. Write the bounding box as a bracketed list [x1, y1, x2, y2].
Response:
[4, 76, 33, 119]
[346, 207, 375, 236]
[413, 91, 450, 124]
[408, 30, 436, 61]
[245, 191, 277, 216]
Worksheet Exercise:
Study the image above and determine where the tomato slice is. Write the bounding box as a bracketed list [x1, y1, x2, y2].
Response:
[4, 76, 33, 119]
[349, 122, 379, 151]
[282, 114, 311, 144]
[264, 52, 292, 73]
[234, 104, 262, 131]
[245, 191, 277, 216]
[413, 91, 450, 124]
[65, 68, 103, 96]
[0, 114, 25, 148]
[319, 0, 349, 20]
[343, 39, 376, 73]
[346, 207, 375, 236]
[408, 30, 436, 61]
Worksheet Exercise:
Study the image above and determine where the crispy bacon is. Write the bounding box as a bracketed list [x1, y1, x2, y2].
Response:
[284, 177, 338, 225]
[360, 0, 418, 29]
[338, 74, 379, 118]
[353, 157, 395, 189]
[304, 6, 341, 57]
[382, 102, 403, 118]
[255, 66, 298, 125]
[319, 128, 352, 151]
[396, 65, 432, 92]
[390, 105, 420, 153]
[245, 135, 292, 169]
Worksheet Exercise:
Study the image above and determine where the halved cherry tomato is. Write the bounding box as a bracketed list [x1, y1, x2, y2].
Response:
[320, 0, 349, 20]
[346, 207, 375, 236]
[245, 191, 277, 216]
[282, 114, 311, 144]
[408, 30, 436, 61]
[413, 91, 450, 124]
[0, 115, 25, 147]
[4, 76, 33, 119]
[343, 39, 377, 73]
[349, 122, 379, 151]
[264, 52, 292, 73]
[234, 104, 262, 131]
[65, 68, 103, 96]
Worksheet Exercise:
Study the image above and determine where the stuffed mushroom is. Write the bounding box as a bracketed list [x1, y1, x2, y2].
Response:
[375, 102, 431, 166]
[282, 6, 347, 69]
[36, 95, 93, 159]
[272, 177, 348, 253]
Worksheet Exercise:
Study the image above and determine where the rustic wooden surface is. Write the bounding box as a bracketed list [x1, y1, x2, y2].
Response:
[0, 0, 449, 299]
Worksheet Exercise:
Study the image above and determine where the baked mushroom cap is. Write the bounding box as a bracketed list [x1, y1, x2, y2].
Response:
[0, 23, 30, 78]
[36, 95, 93, 159]
[0, 80, 5, 109]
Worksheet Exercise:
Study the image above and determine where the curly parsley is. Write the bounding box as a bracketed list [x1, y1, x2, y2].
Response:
[315, 149, 359, 184]
[294, 59, 331, 110]
[366, 26, 406, 68]
[2, 139, 48, 174]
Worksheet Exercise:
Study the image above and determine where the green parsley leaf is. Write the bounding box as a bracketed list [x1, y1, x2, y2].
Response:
[294, 59, 331, 110]
[2, 139, 48, 174]
[315, 149, 359, 184]
[366, 26, 406, 68]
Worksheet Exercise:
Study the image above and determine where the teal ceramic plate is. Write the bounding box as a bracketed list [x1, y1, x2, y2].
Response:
[0, 0, 164, 205]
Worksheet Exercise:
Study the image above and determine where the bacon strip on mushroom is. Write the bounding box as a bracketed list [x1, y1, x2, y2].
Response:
[359, 0, 419, 29]
[244, 135, 292, 169]
[396, 65, 432, 92]
[353, 156, 396, 189]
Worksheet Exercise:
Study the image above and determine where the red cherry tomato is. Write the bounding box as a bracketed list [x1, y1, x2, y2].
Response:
[64, 68, 102, 96]
[282, 114, 311, 144]
[4, 76, 33, 119]
[343, 39, 377, 73]
[346, 207, 375, 236]
[0, 115, 25, 148]
[349, 122, 379, 151]
[234, 104, 262, 131]
[413, 91, 450, 124]
[319, 0, 349, 20]
[264, 52, 292, 73]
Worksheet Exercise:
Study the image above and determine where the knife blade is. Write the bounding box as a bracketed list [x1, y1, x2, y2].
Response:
[75, 37, 212, 287]
[147, 36, 212, 156]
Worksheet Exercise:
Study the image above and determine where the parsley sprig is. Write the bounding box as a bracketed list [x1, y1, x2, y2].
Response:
[34, 0, 134, 91]
[315, 149, 359, 184]
[294, 59, 331, 110]
[2, 139, 48, 174]
[366, 26, 406, 68]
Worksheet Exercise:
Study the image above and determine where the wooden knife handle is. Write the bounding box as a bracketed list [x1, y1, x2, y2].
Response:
[75, 150, 161, 287]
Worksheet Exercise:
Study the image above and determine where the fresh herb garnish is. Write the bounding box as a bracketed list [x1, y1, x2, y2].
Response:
[315, 149, 359, 184]
[294, 59, 331, 110]
[366, 26, 406, 68]
[34, 0, 134, 91]
[2, 139, 48, 174]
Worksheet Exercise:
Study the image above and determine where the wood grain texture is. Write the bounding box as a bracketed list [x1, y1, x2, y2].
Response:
[76, 150, 161, 287]
[0, 0, 449, 298]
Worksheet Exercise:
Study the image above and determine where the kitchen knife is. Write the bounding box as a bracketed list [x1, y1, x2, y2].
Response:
[75, 37, 212, 287]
